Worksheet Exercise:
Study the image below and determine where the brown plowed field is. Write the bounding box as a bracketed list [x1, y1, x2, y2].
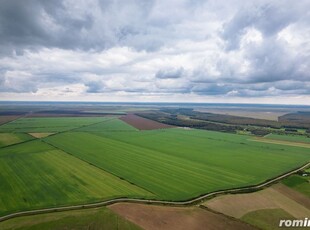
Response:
[272, 183, 310, 209]
[0, 116, 20, 125]
[120, 114, 173, 130]
[204, 184, 310, 219]
[109, 203, 256, 230]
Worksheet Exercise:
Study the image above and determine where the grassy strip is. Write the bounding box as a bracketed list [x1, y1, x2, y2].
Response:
[266, 134, 310, 143]
[0, 207, 141, 230]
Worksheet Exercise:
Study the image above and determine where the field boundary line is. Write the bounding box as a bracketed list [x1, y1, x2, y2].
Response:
[0, 117, 118, 149]
[0, 137, 37, 150]
[0, 161, 309, 223]
[41, 139, 156, 196]
[0, 115, 24, 127]
[248, 137, 310, 148]
[44, 116, 119, 138]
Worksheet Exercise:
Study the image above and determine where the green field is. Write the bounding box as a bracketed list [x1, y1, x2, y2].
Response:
[266, 134, 310, 143]
[45, 128, 310, 200]
[0, 207, 141, 230]
[282, 175, 310, 197]
[241, 208, 295, 230]
[0, 140, 152, 216]
[0, 117, 112, 133]
[0, 133, 33, 147]
[0, 116, 309, 219]
[77, 118, 137, 132]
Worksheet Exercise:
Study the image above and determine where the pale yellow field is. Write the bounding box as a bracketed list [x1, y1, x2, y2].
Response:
[28, 133, 54, 138]
[248, 137, 310, 149]
[194, 108, 288, 121]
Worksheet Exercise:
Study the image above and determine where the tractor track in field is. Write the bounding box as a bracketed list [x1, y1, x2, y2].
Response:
[0, 161, 309, 223]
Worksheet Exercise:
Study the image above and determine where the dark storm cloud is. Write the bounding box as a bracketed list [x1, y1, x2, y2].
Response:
[0, 0, 67, 53]
[0, 0, 159, 54]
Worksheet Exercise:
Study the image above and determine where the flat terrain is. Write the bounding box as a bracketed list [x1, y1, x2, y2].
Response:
[0, 117, 111, 133]
[120, 114, 173, 130]
[265, 134, 310, 143]
[45, 127, 310, 201]
[205, 182, 310, 229]
[241, 209, 295, 230]
[77, 117, 137, 132]
[109, 203, 256, 230]
[0, 114, 309, 224]
[204, 184, 310, 218]
[195, 108, 288, 121]
[248, 137, 310, 149]
[28, 133, 54, 138]
[282, 175, 310, 197]
[0, 140, 152, 216]
[0, 207, 141, 230]
[0, 133, 32, 147]
[0, 116, 21, 125]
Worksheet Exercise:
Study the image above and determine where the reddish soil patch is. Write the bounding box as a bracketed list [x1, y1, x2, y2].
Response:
[120, 114, 173, 130]
[109, 203, 256, 230]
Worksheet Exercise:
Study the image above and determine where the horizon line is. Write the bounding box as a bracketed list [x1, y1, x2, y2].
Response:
[0, 100, 310, 107]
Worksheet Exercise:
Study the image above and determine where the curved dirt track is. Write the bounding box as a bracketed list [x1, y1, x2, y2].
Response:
[0, 161, 309, 223]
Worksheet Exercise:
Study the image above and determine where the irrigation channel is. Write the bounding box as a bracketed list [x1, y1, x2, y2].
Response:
[0, 161, 309, 223]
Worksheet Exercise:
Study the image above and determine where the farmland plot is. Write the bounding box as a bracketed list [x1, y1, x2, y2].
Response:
[46, 132, 254, 200]
[0, 141, 153, 216]
[265, 134, 310, 143]
[1, 116, 309, 218]
[120, 114, 173, 130]
[0, 133, 32, 147]
[77, 117, 137, 132]
[0, 117, 112, 133]
[46, 129, 310, 201]
[93, 128, 310, 180]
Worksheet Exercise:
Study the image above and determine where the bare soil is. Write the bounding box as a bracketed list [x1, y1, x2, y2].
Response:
[120, 114, 173, 130]
[0, 116, 20, 125]
[109, 203, 256, 230]
[272, 183, 310, 209]
[204, 184, 310, 219]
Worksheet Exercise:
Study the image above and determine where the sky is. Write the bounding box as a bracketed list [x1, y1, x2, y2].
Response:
[0, 0, 309, 104]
